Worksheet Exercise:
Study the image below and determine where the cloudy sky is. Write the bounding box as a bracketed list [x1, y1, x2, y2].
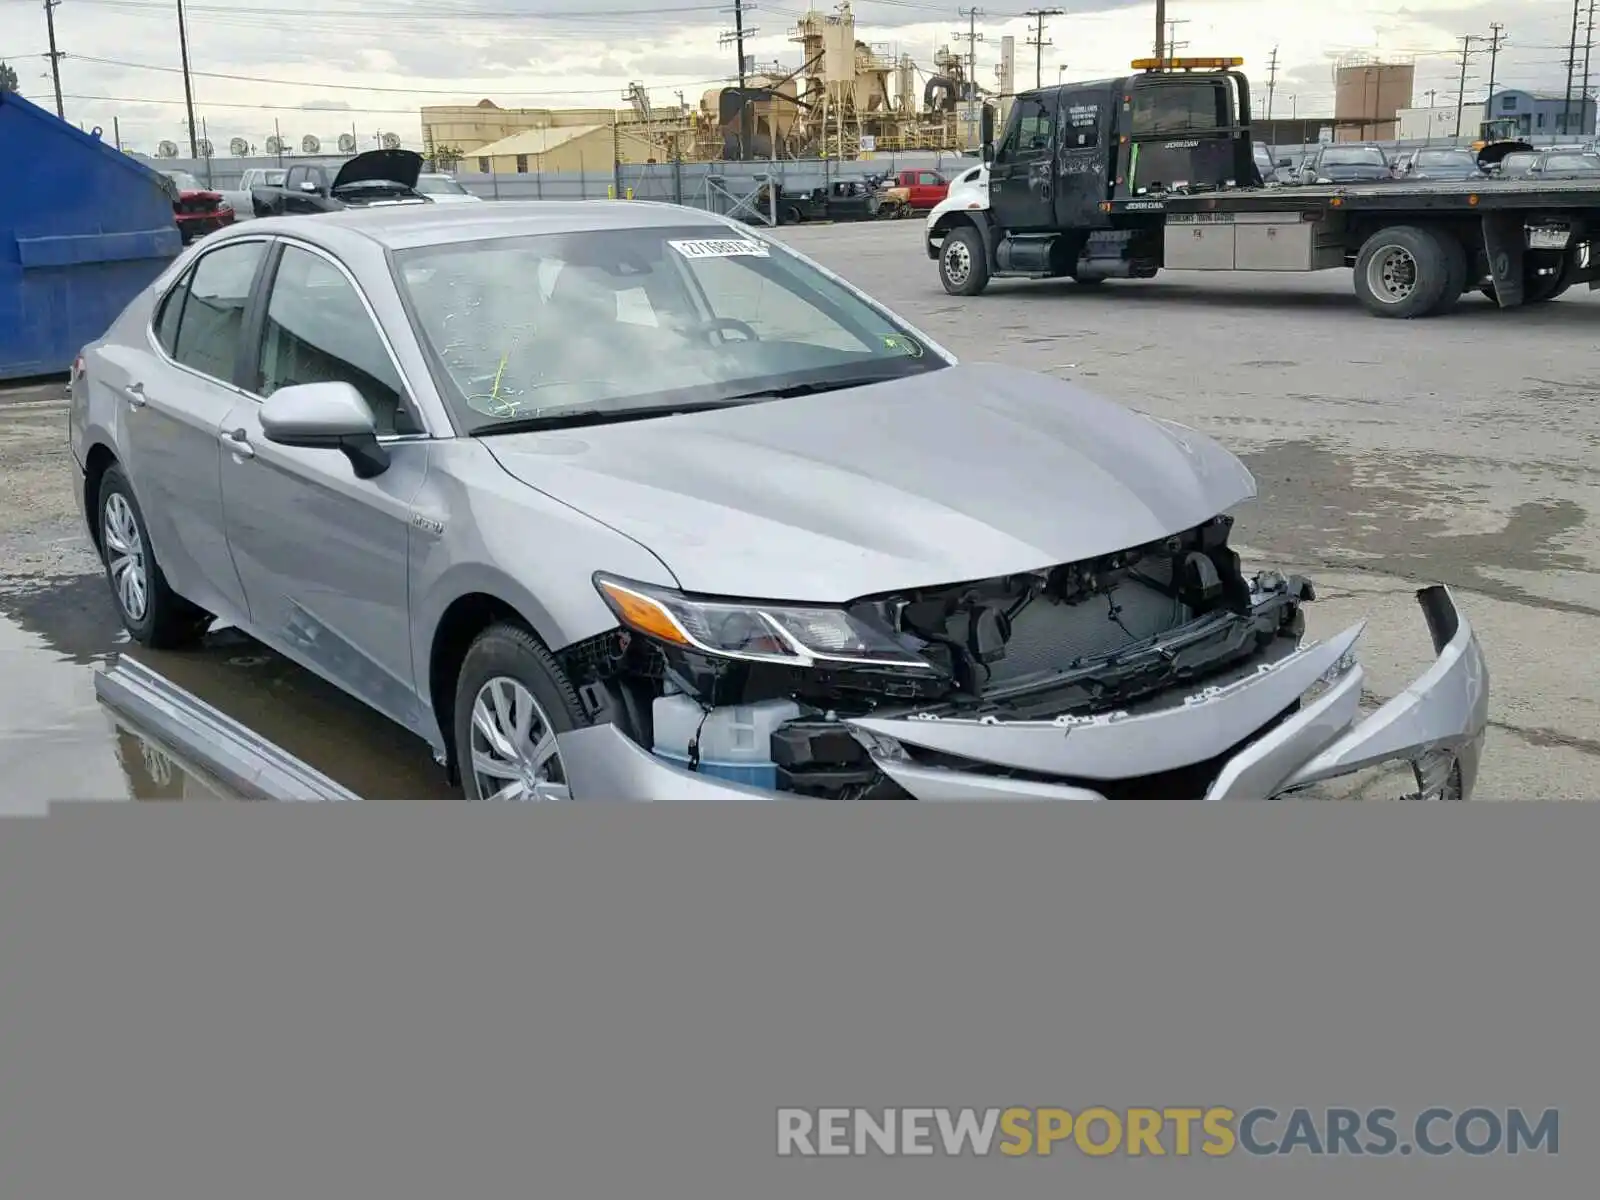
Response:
[3, 0, 1597, 151]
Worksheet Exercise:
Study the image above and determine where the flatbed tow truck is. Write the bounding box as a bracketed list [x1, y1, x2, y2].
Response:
[927, 56, 1600, 317]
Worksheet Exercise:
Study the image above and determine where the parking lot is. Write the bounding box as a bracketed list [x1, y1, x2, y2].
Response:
[2, 218, 1597, 806]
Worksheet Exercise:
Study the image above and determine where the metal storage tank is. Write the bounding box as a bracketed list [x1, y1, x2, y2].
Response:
[0, 90, 182, 381]
[1334, 58, 1415, 141]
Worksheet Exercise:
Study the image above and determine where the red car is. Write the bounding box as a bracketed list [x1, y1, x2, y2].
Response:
[159, 169, 236, 244]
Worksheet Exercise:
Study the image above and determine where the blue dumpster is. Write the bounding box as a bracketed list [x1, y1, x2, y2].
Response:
[0, 90, 182, 382]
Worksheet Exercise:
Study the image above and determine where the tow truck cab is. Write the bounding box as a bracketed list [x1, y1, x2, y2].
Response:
[932, 57, 1258, 285]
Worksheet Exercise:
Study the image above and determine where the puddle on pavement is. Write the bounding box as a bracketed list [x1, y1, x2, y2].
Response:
[0, 571, 453, 807]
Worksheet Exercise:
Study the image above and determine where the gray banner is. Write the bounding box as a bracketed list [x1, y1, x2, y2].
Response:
[1, 802, 1593, 1199]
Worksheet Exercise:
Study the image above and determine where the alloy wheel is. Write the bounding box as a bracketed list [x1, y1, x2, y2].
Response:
[467, 676, 571, 801]
[103, 493, 149, 622]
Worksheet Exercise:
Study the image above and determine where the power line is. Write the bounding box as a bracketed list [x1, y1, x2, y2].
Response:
[1024, 8, 1063, 90]
[43, 0, 65, 118]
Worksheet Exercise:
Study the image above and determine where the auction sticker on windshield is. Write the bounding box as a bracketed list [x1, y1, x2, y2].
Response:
[668, 238, 770, 259]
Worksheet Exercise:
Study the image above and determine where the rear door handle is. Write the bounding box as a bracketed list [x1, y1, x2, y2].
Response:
[221, 427, 255, 459]
[123, 382, 146, 409]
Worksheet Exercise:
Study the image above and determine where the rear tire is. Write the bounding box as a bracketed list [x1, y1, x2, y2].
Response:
[1428, 231, 1471, 315]
[97, 465, 211, 649]
[451, 622, 589, 801]
[939, 224, 991, 296]
[1352, 225, 1452, 318]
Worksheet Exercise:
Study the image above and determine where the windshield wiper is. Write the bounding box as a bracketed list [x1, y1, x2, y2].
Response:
[716, 372, 910, 402]
[468, 397, 758, 436]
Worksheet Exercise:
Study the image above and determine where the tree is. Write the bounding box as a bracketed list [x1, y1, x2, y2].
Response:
[0, 60, 21, 94]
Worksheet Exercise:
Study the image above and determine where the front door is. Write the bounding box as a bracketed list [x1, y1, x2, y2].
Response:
[990, 92, 1057, 232]
[113, 237, 269, 622]
[218, 240, 430, 729]
[1055, 90, 1111, 228]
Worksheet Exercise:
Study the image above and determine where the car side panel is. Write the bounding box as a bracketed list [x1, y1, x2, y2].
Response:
[409, 440, 681, 758]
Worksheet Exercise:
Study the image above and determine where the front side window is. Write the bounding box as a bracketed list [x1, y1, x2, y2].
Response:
[917, 171, 941, 185]
[257, 245, 421, 435]
[1000, 97, 1053, 159]
[393, 225, 943, 432]
[169, 240, 267, 383]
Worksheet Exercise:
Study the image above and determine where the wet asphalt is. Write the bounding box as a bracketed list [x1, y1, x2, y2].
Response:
[2, 219, 1596, 807]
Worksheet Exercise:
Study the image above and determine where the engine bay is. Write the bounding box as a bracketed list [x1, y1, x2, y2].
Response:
[559, 514, 1316, 799]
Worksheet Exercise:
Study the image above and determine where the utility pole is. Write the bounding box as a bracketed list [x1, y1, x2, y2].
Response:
[1025, 8, 1063, 90]
[1153, 0, 1166, 58]
[1584, 0, 1598, 136]
[1264, 44, 1279, 122]
[1485, 21, 1504, 110]
[719, 0, 757, 158]
[955, 8, 984, 147]
[1454, 34, 1480, 142]
[176, 0, 200, 159]
[1565, 0, 1582, 135]
[43, 0, 65, 118]
[1164, 18, 1190, 59]
[1424, 88, 1438, 142]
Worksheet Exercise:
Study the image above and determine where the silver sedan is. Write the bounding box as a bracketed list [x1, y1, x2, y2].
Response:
[68, 202, 1490, 800]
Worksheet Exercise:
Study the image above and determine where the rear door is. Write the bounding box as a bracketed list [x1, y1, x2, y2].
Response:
[989, 91, 1058, 232]
[119, 237, 269, 622]
[1055, 89, 1111, 227]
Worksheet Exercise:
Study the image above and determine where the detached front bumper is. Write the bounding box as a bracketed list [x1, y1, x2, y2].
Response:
[558, 586, 1489, 802]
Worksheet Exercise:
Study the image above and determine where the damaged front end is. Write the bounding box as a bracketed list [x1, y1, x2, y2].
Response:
[553, 514, 1489, 802]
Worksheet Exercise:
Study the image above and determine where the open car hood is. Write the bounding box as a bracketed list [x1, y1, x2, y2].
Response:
[483, 363, 1258, 602]
[332, 148, 423, 191]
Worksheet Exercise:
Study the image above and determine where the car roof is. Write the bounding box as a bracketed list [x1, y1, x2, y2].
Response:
[223, 200, 741, 252]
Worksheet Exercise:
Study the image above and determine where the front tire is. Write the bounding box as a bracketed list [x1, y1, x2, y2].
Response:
[97, 465, 210, 649]
[452, 622, 589, 801]
[1352, 225, 1453, 318]
[939, 224, 991, 296]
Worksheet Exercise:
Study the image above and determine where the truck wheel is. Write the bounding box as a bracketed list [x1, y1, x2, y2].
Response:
[1482, 254, 1572, 305]
[1353, 225, 1453, 318]
[939, 225, 990, 296]
[1428, 231, 1471, 315]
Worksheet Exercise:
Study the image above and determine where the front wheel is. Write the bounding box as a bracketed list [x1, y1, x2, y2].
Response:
[938, 225, 991, 296]
[451, 622, 589, 801]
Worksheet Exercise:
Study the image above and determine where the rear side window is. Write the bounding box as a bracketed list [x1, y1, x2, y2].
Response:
[169, 241, 267, 383]
[1131, 82, 1226, 134]
[154, 271, 191, 357]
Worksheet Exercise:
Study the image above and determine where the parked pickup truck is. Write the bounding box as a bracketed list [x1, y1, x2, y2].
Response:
[885, 167, 951, 210]
[251, 149, 428, 217]
[218, 167, 286, 219]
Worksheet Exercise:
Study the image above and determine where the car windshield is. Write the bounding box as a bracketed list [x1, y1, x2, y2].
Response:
[393, 225, 945, 431]
[1320, 147, 1386, 166]
[1544, 154, 1600, 172]
[1415, 151, 1474, 167]
[164, 171, 202, 189]
[418, 176, 469, 195]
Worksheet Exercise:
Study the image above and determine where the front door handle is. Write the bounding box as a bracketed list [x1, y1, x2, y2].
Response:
[221, 427, 255, 459]
[123, 381, 146, 409]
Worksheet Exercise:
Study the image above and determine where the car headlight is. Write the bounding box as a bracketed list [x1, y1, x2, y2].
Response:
[594, 574, 937, 671]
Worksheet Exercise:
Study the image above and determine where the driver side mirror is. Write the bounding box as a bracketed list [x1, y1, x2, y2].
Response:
[980, 103, 995, 163]
[259, 381, 391, 479]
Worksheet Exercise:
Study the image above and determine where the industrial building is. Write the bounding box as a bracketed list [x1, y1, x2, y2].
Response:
[1394, 104, 1464, 141]
[1483, 88, 1596, 138]
[419, 1, 1017, 167]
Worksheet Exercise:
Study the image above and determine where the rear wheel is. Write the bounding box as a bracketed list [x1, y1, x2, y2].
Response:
[938, 224, 991, 296]
[97, 465, 211, 649]
[1480, 253, 1573, 305]
[1352, 225, 1454, 318]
